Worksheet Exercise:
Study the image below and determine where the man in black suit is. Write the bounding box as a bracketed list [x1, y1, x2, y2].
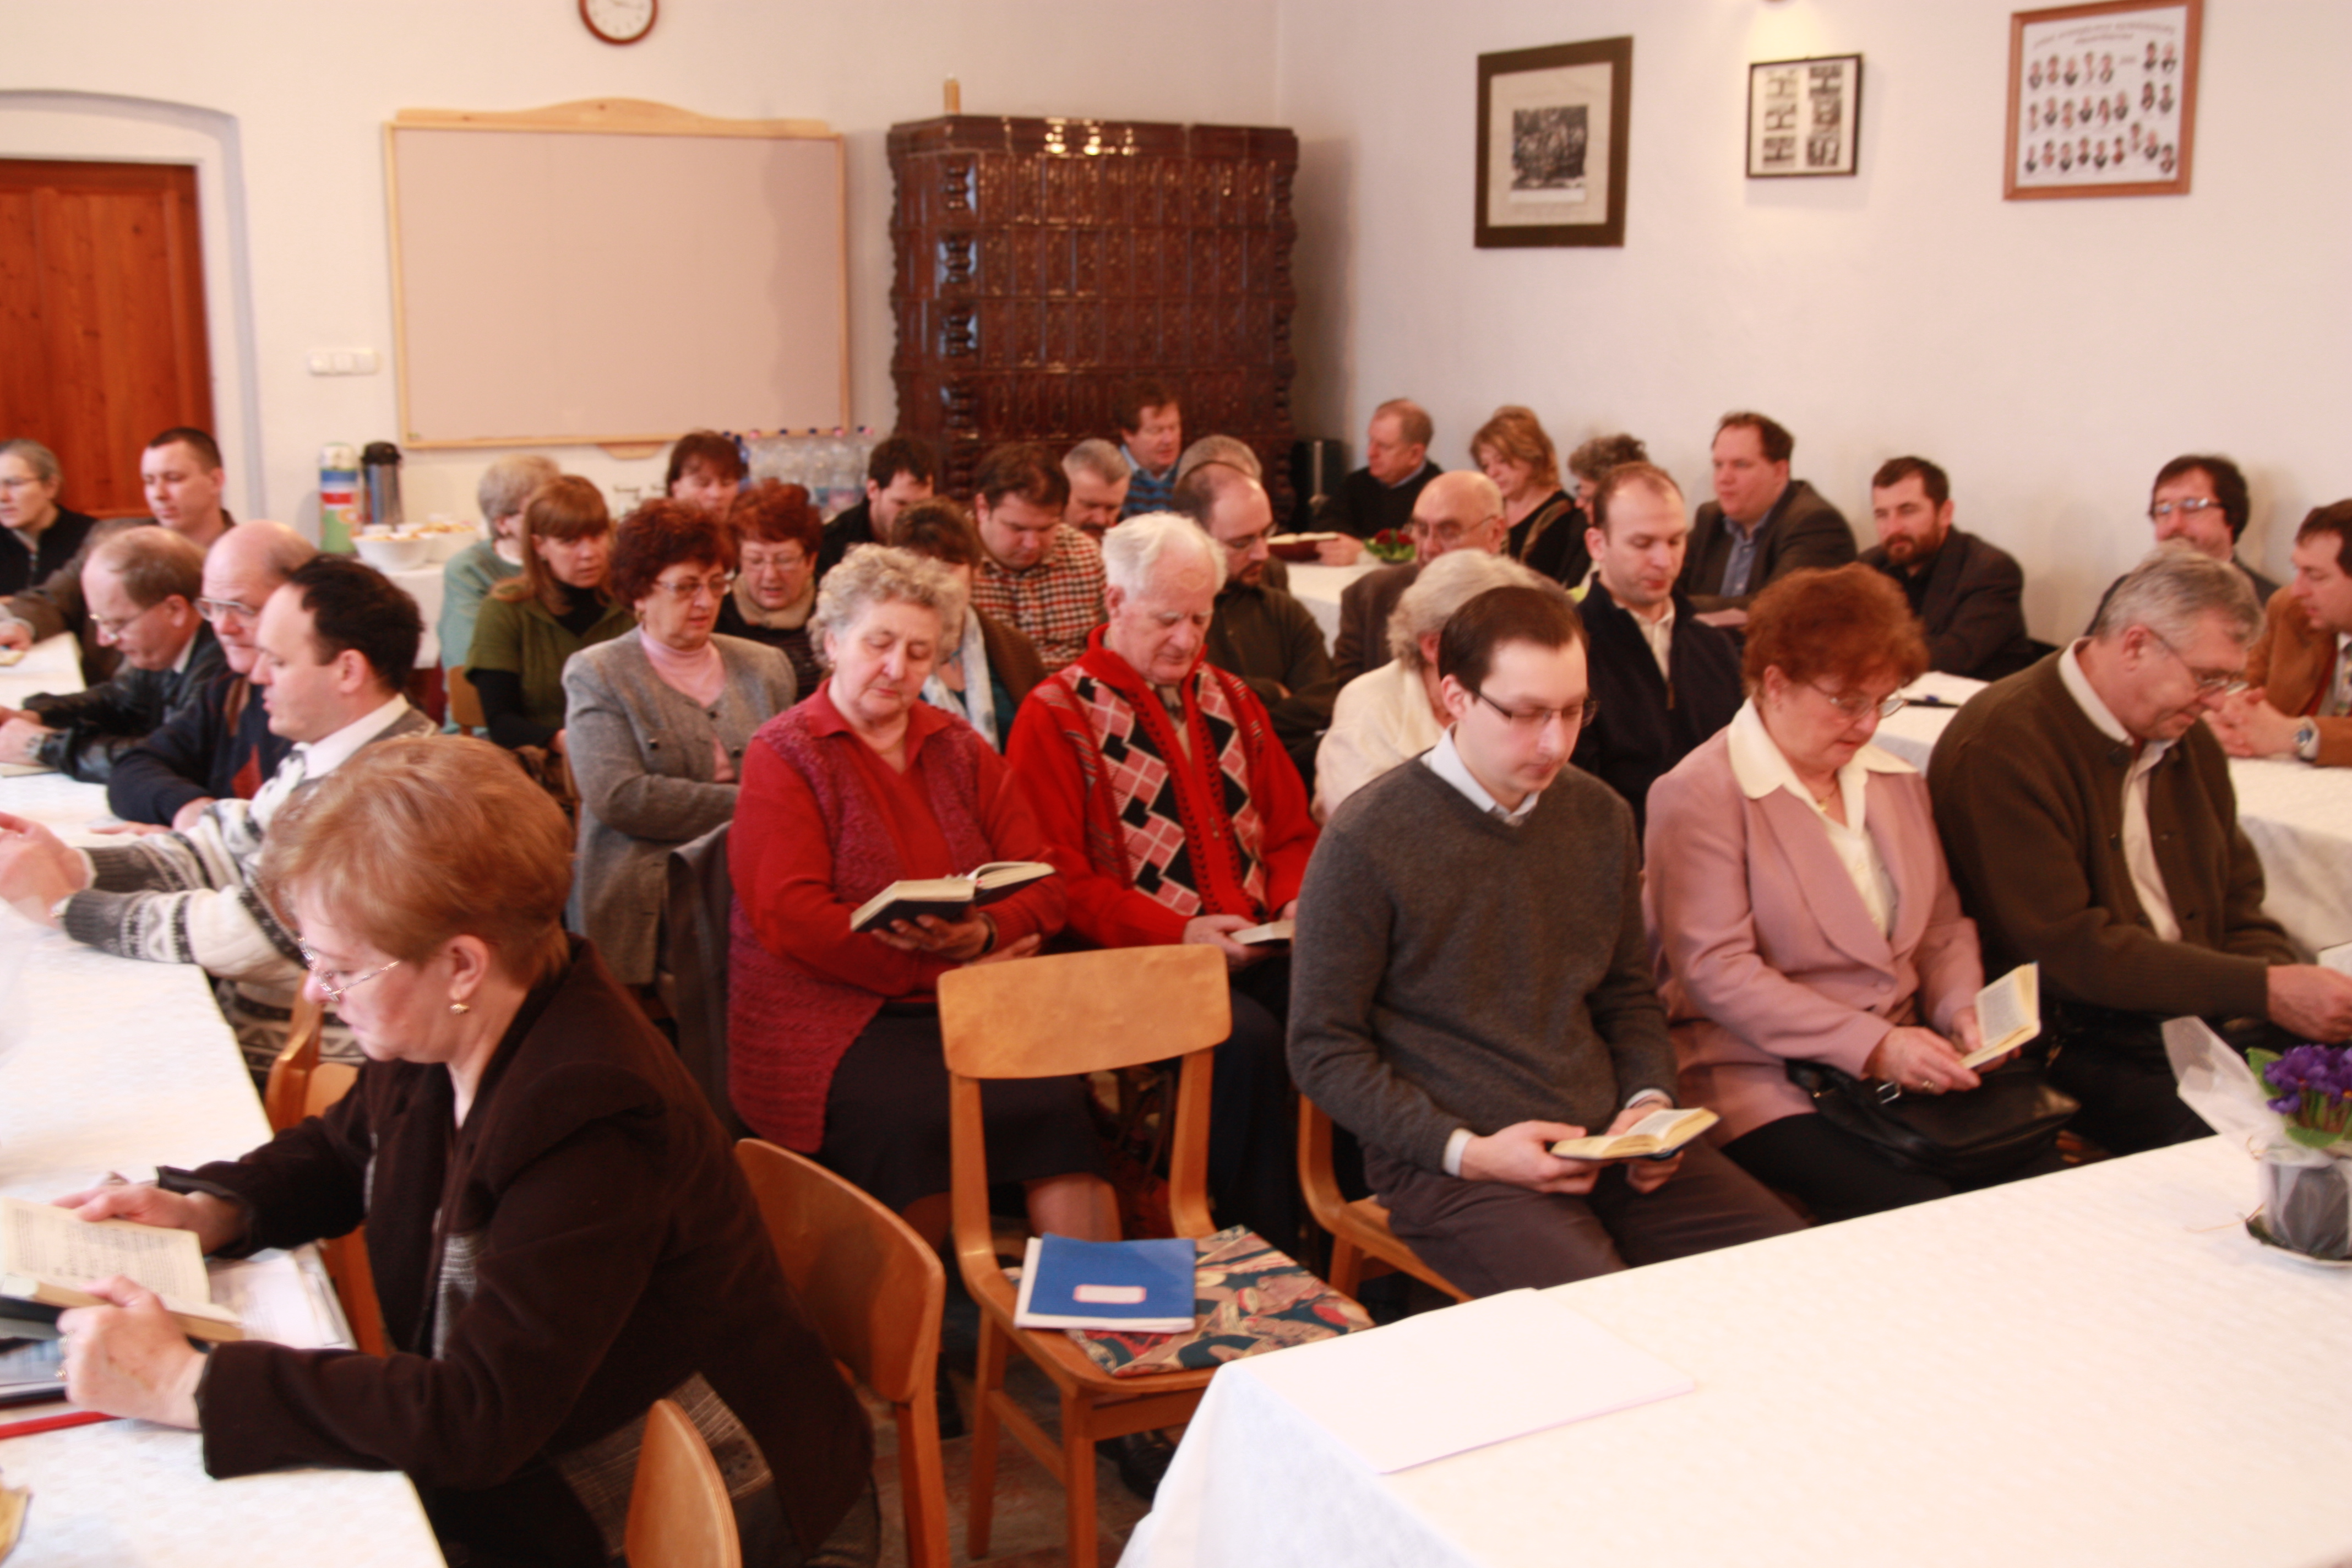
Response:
[1860, 456, 2037, 680]
[1569, 462, 1741, 837]
[1676, 410, 1855, 620]
[1331, 471, 1506, 686]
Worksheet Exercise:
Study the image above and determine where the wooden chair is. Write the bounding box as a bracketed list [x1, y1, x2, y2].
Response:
[1297, 1097, 1469, 1305]
[734, 1140, 948, 1568]
[937, 944, 1232, 1568]
[261, 994, 390, 1357]
[445, 665, 486, 731]
[624, 1397, 742, 1568]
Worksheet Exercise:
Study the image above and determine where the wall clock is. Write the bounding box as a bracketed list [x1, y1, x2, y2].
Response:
[580, 0, 656, 46]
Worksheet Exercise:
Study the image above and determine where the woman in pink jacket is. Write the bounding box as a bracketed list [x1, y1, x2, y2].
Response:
[1644, 566, 2052, 1221]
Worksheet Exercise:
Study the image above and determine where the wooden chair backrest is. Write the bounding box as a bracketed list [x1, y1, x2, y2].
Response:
[263, 993, 346, 1132]
[446, 665, 486, 731]
[624, 1397, 742, 1568]
[938, 945, 1231, 1295]
[734, 1140, 942, 1407]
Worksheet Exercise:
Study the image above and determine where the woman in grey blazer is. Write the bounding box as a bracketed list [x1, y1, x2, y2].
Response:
[564, 502, 797, 988]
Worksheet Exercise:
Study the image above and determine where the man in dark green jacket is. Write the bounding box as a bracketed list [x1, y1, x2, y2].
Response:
[1930, 547, 2352, 1155]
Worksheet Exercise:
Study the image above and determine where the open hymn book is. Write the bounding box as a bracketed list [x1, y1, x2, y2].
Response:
[1962, 962, 2041, 1070]
[0, 1196, 242, 1343]
[1549, 1107, 1718, 1162]
[847, 861, 1055, 933]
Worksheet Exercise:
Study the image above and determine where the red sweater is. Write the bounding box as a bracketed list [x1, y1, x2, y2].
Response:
[728, 687, 1065, 1149]
[1005, 628, 1316, 949]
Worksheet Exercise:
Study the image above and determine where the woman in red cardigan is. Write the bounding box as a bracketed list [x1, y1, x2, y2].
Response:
[727, 545, 1116, 1240]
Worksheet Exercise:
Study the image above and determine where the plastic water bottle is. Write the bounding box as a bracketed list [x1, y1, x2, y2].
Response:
[318, 443, 360, 552]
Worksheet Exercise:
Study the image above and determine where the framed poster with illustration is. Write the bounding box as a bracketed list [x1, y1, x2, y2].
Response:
[1747, 55, 1862, 177]
[1476, 36, 1632, 248]
[2006, 0, 2199, 199]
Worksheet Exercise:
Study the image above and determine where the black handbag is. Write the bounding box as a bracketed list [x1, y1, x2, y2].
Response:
[1785, 1057, 2079, 1182]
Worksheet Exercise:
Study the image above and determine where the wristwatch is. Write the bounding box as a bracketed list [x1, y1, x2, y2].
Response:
[2294, 718, 2321, 761]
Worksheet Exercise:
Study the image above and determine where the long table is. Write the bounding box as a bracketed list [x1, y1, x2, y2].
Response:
[1876, 671, 2352, 957]
[1123, 1137, 2352, 1568]
[0, 775, 443, 1568]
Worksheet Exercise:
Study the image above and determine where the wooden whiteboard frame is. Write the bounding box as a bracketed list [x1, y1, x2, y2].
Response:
[385, 99, 847, 450]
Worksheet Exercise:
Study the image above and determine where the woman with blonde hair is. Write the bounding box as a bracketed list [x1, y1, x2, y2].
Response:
[468, 475, 632, 755]
[52, 736, 879, 1566]
[1472, 405, 1583, 585]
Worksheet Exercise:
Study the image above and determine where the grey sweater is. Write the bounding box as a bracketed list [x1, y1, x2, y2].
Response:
[1289, 755, 1676, 1173]
[563, 631, 797, 985]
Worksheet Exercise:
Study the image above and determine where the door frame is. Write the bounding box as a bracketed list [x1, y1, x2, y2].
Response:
[0, 90, 263, 522]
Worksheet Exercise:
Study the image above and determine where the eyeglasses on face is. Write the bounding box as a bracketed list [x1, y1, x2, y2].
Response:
[296, 938, 401, 1005]
[197, 596, 264, 624]
[1471, 687, 1595, 732]
[1806, 683, 1908, 721]
[2147, 497, 2222, 521]
[2143, 627, 2249, 696]
[90, 598, 166, 639]
[650, 571, 736, 603]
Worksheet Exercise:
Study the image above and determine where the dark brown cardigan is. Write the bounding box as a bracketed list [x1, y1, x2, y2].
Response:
[1928, 652, 2294, 1025]
[185, 940, 870, 1566]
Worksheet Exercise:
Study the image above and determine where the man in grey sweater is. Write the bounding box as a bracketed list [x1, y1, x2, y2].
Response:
[1289, 584, 1800, 1295]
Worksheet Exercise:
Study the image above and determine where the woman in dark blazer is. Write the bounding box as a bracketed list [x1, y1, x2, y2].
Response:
[1645, 566, 2049, 1222]
[52, 736, 876, 1567]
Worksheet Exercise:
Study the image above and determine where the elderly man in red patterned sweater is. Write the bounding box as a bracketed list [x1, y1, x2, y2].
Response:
[1007, 511, 1318, 1249]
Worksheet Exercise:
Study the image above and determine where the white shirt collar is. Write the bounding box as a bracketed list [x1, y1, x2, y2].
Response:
[292, 693, 413, 782]
[1725, 698, 1911, 827]
[2057, 638, 2176, 764]
[170, 629, 200, 676]
[1421, 726, 1540, 825]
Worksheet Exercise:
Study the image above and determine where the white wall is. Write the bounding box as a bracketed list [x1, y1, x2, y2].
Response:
[1275, 0, 2352, 638]
[5, 0, 1281, 532]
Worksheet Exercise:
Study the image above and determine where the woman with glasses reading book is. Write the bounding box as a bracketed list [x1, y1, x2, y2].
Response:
[1643, 566, 2053, 1221]
[727, 545, 1115, 1242]
[47, 738, 878, 1567]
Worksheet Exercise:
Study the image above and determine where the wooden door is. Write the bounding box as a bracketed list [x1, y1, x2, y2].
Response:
[0, 160, 214, 518]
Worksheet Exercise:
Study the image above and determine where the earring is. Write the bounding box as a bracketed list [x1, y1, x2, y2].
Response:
[449, 1000, 471, 1015]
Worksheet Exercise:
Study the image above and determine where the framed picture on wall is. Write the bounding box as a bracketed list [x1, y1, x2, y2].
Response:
[2005, 0, 2200, 199]
[1475, 36, 1632, 248]
[1747, 55, 1863, 178]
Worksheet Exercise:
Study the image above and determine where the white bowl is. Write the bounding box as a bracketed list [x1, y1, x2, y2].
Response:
[421, 525, 478, 563]
[353, 533, 432, 571]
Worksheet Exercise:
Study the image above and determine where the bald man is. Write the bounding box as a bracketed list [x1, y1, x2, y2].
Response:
[1331, 471, 1509, 687]
[107, 519, 314, 826]
[1323, 399, 1443, 546]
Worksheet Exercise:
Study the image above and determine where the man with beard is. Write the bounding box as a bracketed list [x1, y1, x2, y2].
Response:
[1861, 456, 2037, 679]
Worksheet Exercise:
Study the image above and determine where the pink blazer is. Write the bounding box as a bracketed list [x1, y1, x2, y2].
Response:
[1642, 728, 1983, 1141]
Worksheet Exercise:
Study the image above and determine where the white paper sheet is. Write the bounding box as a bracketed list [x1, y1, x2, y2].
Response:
[1236, 1288, 1694, 1472]
[208, 1252, 353, 1351]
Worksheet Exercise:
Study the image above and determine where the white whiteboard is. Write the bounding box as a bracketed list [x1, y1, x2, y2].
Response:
[386, 104, 847, 448]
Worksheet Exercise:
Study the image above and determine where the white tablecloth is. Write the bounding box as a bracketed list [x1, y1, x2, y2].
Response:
[0, 635, 86, 712]
[1876, 673, 2352, 956]
[0, 818, 442, 1567]
[382, 564, 445, 668]
[1284, 560, 1381, 647]
[1124, 1138, 2352, 1568]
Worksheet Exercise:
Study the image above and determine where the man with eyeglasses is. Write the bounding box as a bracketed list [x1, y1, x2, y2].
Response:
[106, 521, 313, 827]
[0, 526, 221, 780]
[0, 428, 238, 685]
[1330, 471, 1509, 687]
[1174, 461, 1337, 786]
[0, 554, 435, 1078]
[1932, 547, 2352, 1156]
[2088, 454, 2281, 632]
[1291, 583, 1801, 1294]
